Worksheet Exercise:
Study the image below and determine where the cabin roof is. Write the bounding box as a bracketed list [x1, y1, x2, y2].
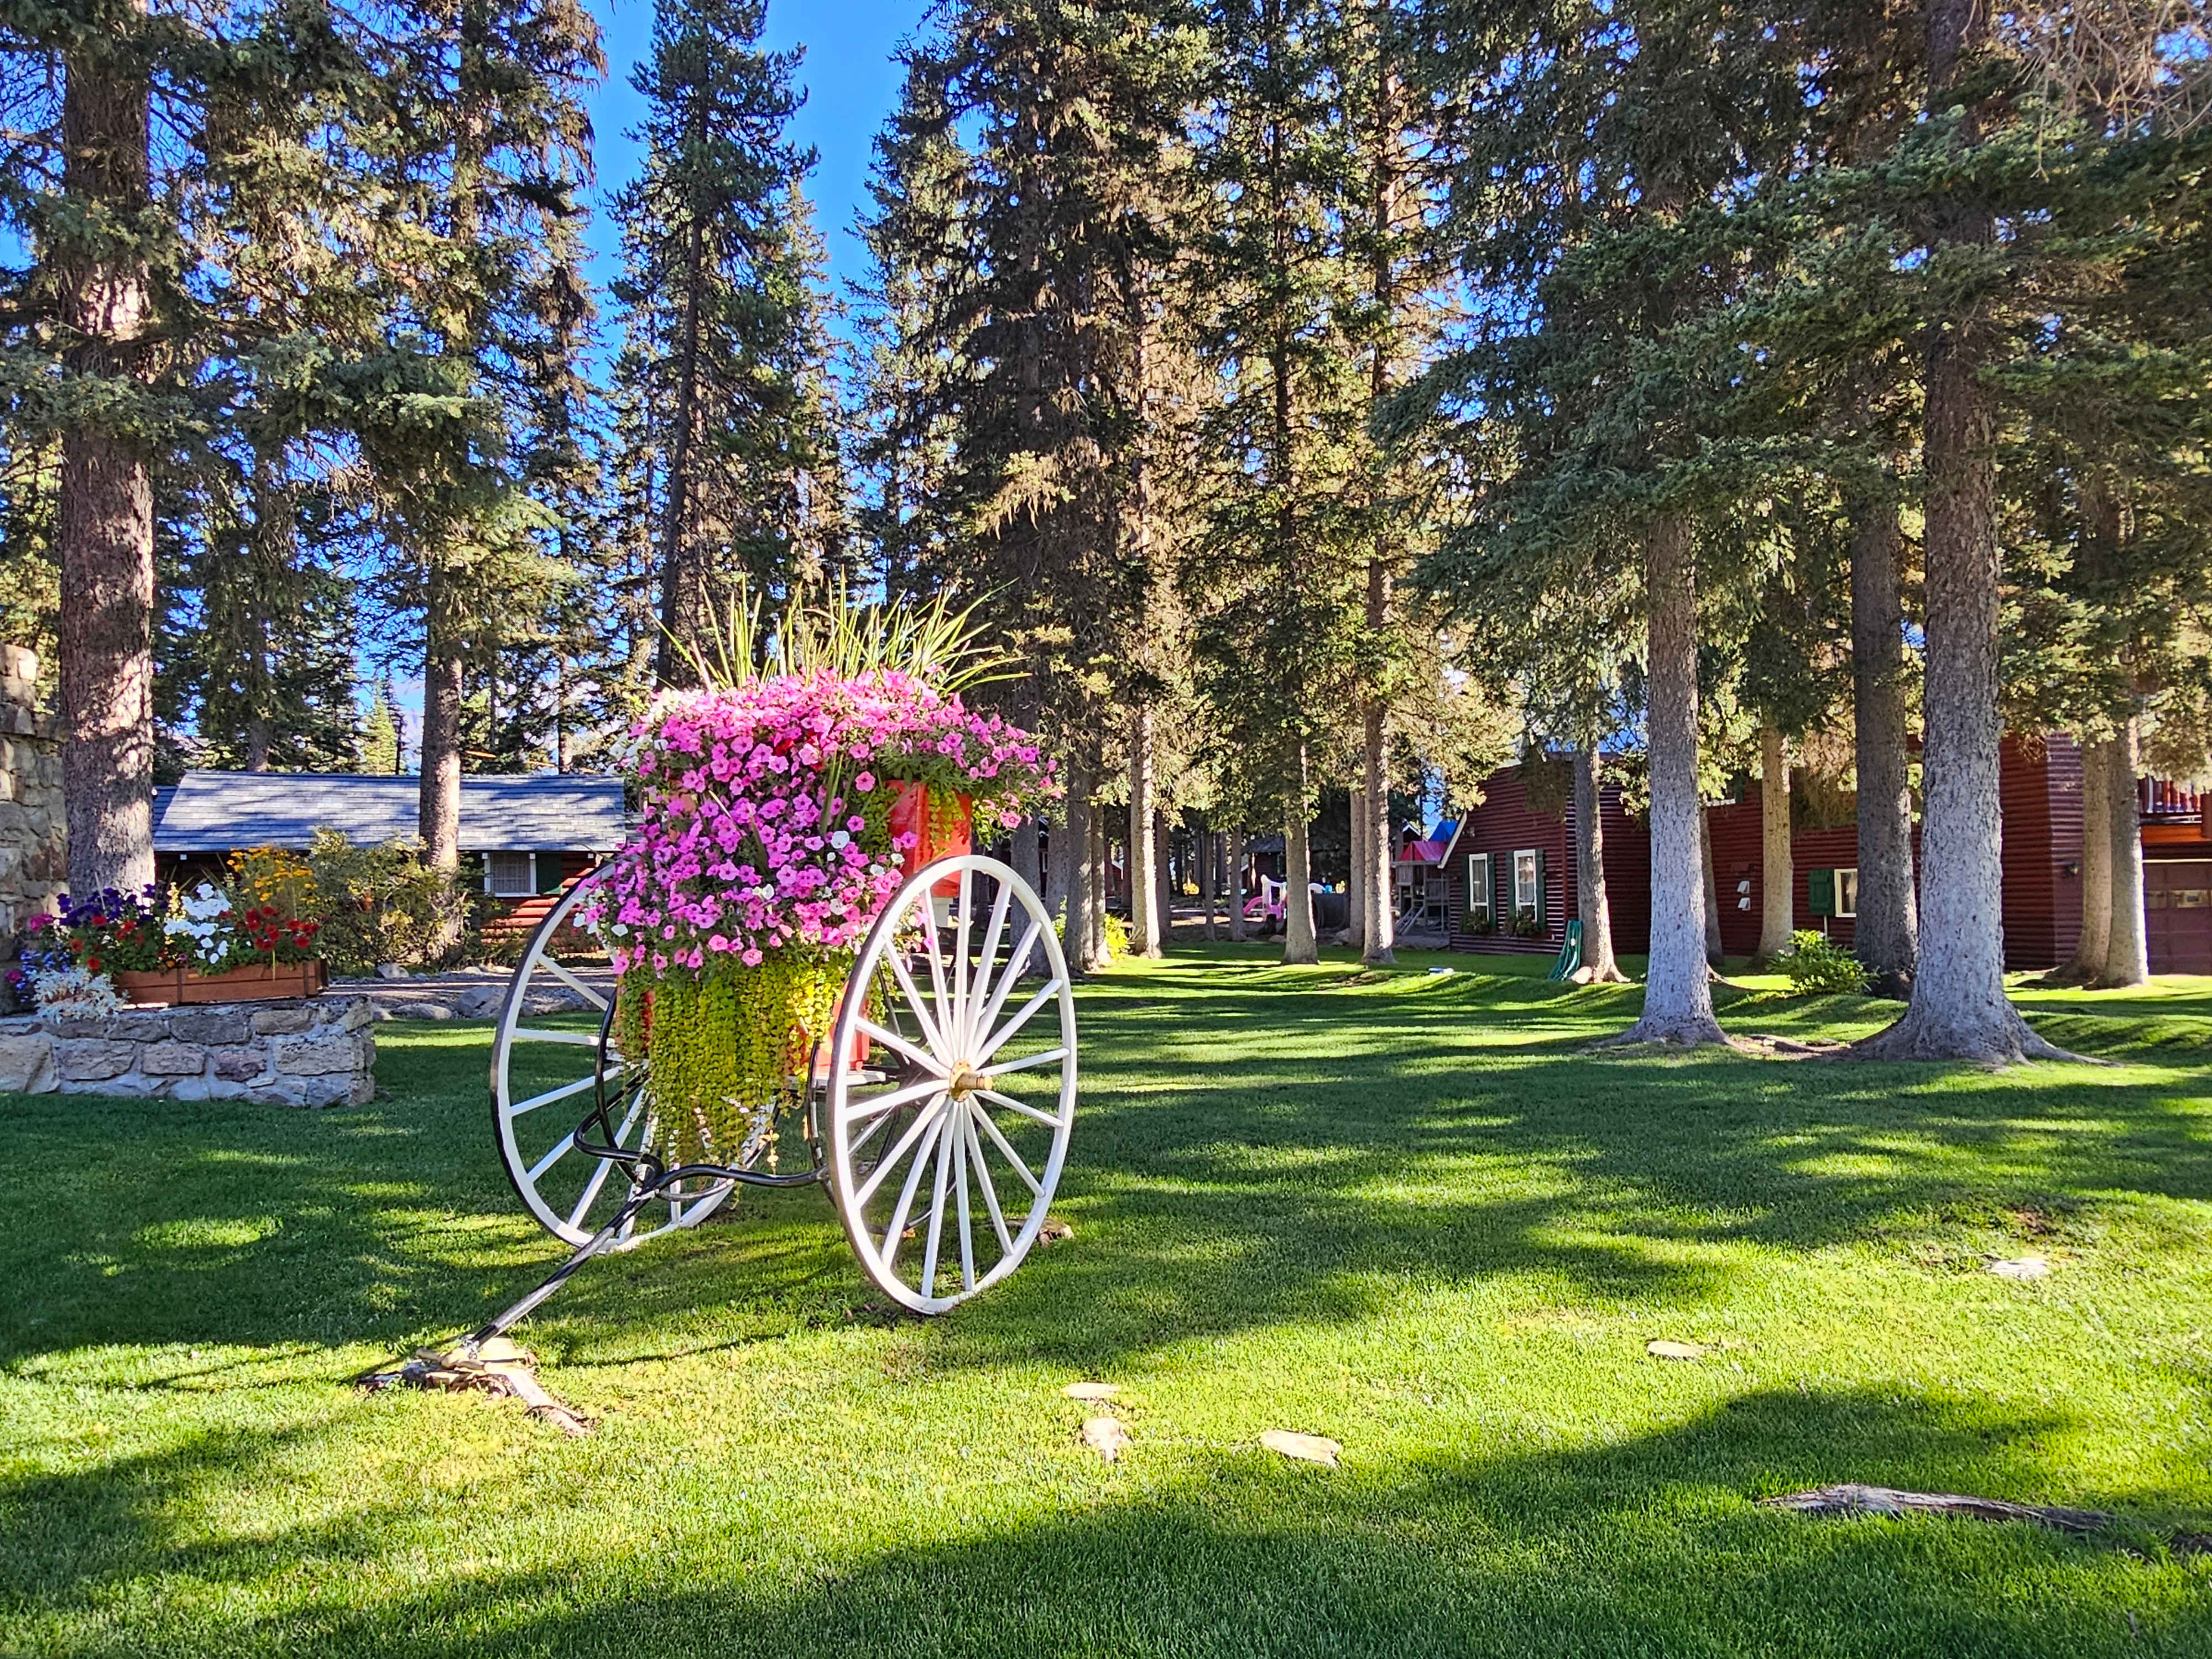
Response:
[153, 771, 628, 854]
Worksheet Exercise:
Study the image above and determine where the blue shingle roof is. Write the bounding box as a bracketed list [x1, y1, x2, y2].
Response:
[153, 771, 628, 854]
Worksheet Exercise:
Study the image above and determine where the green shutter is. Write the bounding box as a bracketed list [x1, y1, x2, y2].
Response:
[535, 852, 565, 894]
[1808, 867, 1834, 917]
[1534, 849, 1547, 927]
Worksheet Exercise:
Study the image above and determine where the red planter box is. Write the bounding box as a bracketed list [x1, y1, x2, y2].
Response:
[114, 960, 328, 1006]
[888, 782, 973, 896]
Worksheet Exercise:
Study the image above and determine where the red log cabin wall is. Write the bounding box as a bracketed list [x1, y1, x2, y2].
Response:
[1442, 769, 1650, 957]
[1703, 797, 1861, 958]
[2000, 733, 2084, 972]
[479, 851, 601, 947]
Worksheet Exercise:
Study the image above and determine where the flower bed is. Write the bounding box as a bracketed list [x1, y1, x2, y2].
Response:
[9, 868, 326, 1016]
[586, 666, 1053, 1164]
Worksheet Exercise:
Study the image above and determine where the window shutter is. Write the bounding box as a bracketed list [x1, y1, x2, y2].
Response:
[1808, 867, 1834, 916]
[1535, 849, 1547, 927]
[535, 852, 565, 894]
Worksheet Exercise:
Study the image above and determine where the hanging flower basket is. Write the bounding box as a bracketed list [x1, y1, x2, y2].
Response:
[583, 669, 1054, 1166]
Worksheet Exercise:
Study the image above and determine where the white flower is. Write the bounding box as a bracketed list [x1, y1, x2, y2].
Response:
[29, 965, 128, 1015]
[829, 830, 850, 849]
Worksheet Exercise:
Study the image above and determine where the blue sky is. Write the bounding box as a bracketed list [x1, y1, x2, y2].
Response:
[580, 0, 924, 313]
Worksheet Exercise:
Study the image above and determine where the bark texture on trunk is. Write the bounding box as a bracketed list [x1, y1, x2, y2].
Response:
[1756, 726, 1794, 965]
[2058, 737, 2111, 982]
[1853, 0, 2070, 1061]
[1065, 758, 1099, 974]
[418, 565, 465, 871]
[1573, 747, 1626, 982]
[1228, 825, 1247, 942]
[1086, 801, 1108, 967]
[1850, 493, 1918, 995]
[1128, 705, 1162, 957]
[1361, 708, 1395, 964]
[1201, 828, 1218, 940]
[58, 15, 156, 898]
[1281, 744, 1318, 965]
[1613, 514, 1726, 1044]
[1011, 812, 1045, 976]
[1347, 783, 1366, 945]
[2099, 722, 2147, 987]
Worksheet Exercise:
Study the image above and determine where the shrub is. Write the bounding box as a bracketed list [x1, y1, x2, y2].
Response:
[1782, 929, 1867, 995]
[304, 830, 472, 975]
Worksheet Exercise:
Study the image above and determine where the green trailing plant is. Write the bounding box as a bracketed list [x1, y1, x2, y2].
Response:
[1782, 930, 1868, 997]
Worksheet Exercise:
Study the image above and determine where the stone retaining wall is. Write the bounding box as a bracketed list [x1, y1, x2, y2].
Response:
[0, 995, 377, 1106]
[0, 643, 65, 942]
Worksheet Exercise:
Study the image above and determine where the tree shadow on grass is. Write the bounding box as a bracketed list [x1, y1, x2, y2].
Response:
[3, 1385, 2204, 1657]
[4, 971, 2210, 1376]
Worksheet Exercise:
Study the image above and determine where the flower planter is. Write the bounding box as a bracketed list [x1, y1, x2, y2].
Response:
[888, 780, 973, 897]
[113, 959, 328, 1006]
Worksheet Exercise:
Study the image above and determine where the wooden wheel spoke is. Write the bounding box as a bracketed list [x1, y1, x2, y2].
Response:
[976, 1087, 1065, 1129]
[510, 1070, 602, 1118]
[855, 1016, 945, 1074]
[919, 1115, 955, 1296]
[950, 867, 974, 1040]
[886, 947, 948, 1056]
[867, 1099, 947, 1214]
[917, 901, 956, 1047]
[974, 979, 1062, 1067]
[538, 958, 608, 1011]
[971, 1104, 1043, 1196]
[951, 1108, 978, 1291]
[965, 1113, 1014, 1255]
[512, 1026, 601, 1047]
[979, 1045, 1068, 1080]
[842, 1076, 943, 1129]
[972, 919, 1042, 1043]
[965, 881, 1014, 1045]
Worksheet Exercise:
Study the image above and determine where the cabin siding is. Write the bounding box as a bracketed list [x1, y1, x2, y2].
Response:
[2000, 733, 2082, 971]
[1442, 768, 1572, 956]
[1704, 793, 1861, 958]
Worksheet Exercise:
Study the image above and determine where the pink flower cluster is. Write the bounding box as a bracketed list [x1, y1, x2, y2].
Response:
[586, 670, 1055, 974]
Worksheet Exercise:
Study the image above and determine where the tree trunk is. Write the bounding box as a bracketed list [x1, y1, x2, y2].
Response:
[1011, 812, 1044, 976]
[1086, 798, 1109, 967]
[2058, 735, 2111, 982]
[1228, 825, 1248, 942]
[418, 564, 465, 872]
[1201, 828, 1218, 940]
[1855, 0, 2070, 1060]
[1850, 492, 1918, 995]
[1065, 759, 1099, 974]
[1573, 747, 1626, 982]
[58, 13, 156, 899]
[1362, 709, 1395, 964]
[1282, 744, 1318, 965]
[1613, 513, 1726, 1044]
[1347, 781, 1366, 946]
[1128, 705, 1161, 957]
[1155, 812, 1172, 946]
[2099, 722, 2148, 987]
[1756, 725, 1794, 965]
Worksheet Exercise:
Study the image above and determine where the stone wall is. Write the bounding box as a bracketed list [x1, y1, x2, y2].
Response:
[0, 995, 377, 1106]
[0, 644, 65, 938]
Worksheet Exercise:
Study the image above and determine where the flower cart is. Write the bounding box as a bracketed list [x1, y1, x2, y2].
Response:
[482, 664, 1074, 1333]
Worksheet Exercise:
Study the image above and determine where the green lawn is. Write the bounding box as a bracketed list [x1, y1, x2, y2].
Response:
[5, 948, 2211, 1656]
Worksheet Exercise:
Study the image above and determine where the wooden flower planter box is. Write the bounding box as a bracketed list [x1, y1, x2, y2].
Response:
[114, 959, 328, 1006]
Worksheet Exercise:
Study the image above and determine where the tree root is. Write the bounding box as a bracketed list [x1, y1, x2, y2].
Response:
[1838, 1004, 2100, 1066]
[1760, 1484, 2109, 1534]
[1587, 1018, 1756, 1054]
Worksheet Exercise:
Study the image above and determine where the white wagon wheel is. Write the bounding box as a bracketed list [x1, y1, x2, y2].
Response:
[489, 877, 734, 1250]
[825, 854, 1077, 1315]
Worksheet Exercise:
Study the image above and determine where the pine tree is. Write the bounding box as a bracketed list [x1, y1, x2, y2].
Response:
[609, 0, 842, 686]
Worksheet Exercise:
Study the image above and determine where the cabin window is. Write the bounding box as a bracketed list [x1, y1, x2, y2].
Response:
[1465, 852, 1493, 927]
[485, 852, 538, 898]
[1835, 867, 1859, 918]
[1513, 849, 1541, 918]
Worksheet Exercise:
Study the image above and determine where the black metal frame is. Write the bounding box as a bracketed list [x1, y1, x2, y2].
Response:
[466, 1008, 835, 1353]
